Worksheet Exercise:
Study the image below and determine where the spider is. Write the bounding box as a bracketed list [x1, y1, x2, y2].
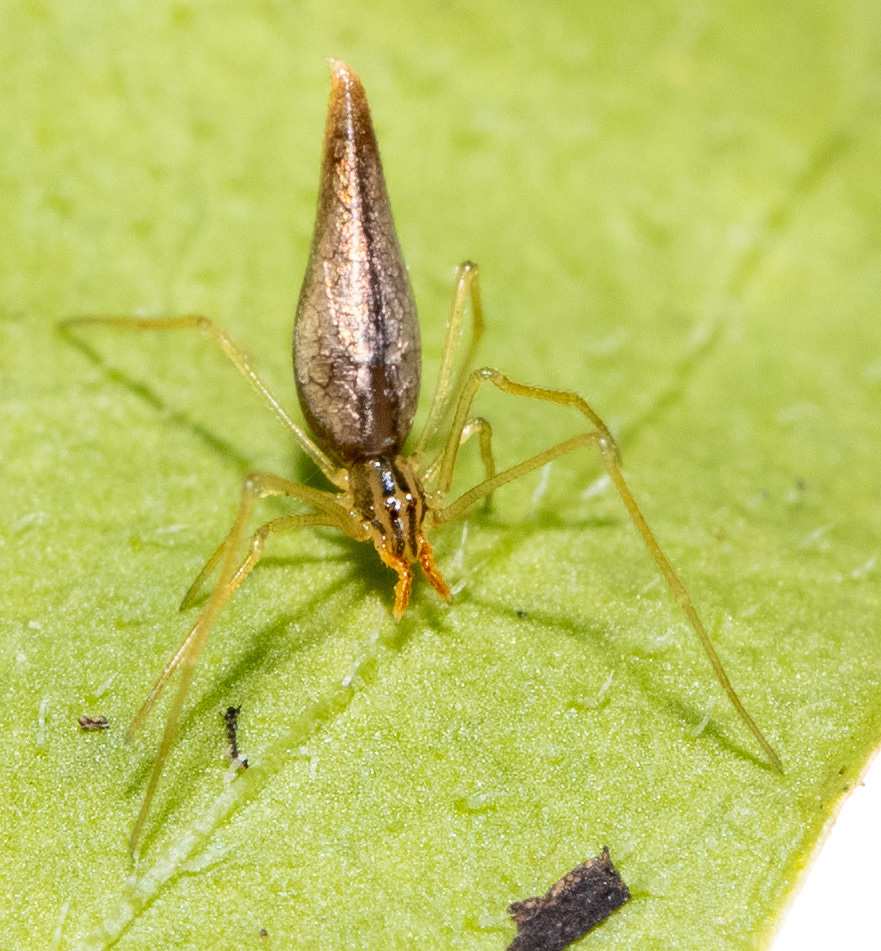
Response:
[66, 60, 780, 854]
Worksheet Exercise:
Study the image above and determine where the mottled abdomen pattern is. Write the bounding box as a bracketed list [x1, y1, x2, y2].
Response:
[294, 62, 421, 466]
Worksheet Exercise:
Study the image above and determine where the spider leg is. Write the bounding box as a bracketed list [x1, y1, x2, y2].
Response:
[412, 261, 484, 461]
[61, 313, 344, 485]
[422, 416, 495, 508]
[128, 511, 341, 856]
[129, 474, 347, 724]
[431, 366, 782, 773]
[179, 472, 349, 610]
[457, 417, 495, 505]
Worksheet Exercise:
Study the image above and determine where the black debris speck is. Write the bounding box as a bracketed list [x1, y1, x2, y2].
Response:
[224, 705, 248, 768]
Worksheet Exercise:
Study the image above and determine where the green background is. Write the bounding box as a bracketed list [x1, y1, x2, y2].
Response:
[1, 1, 880, 949]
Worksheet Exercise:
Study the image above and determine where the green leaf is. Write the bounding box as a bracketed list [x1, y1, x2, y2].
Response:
[2, 2, 880, 949]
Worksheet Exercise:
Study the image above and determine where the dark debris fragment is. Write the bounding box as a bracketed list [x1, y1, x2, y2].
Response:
[507, 847, 630, 951]
[77, 715, 109, 731]
[223, 705, 248, 769]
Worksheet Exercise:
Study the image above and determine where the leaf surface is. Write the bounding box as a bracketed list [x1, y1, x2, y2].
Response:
[1, 2, 880, 949]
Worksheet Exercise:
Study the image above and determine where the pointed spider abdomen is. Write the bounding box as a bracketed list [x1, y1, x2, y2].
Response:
[294, 60, 421, 467]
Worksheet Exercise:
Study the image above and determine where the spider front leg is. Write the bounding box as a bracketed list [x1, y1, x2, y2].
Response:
[457, 417, 495, 506]
[431, 366, 782, 772]
[126, 473, 351, 855]
[413, 261, 485, 463]
[413, 261, 495, 502]
[129, 473, 348, 728]
[60, 313, 343, 485]
[179, 473, 349, 610]
[422, 416, 495, 509]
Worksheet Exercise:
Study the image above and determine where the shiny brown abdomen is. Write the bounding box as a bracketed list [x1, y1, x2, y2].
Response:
[294, 62, 421, 466]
